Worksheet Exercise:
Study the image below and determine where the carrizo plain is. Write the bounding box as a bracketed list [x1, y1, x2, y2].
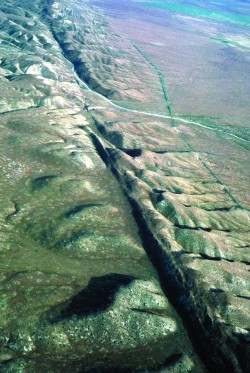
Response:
[0, 0, 249, 372]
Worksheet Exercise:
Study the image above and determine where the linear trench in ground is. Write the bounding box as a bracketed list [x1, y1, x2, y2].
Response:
[86, 126, 243, 373]
[43, 0, 249, 145]
[44, 17, 211, 371]
[41, 3, 246, 371]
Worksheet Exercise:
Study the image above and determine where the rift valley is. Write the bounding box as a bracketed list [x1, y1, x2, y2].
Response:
[0, 0, 249, 372]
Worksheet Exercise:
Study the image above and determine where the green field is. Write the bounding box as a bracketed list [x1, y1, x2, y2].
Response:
[137, 1, 250, 27]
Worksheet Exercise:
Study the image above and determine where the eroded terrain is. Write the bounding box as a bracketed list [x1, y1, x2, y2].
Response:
[0, 0, 249, 372]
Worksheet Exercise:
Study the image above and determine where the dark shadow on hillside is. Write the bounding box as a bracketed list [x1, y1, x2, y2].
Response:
[55, 273, 136, 321]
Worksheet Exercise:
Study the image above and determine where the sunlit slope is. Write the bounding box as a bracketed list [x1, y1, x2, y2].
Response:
[0, 0, 202, 372]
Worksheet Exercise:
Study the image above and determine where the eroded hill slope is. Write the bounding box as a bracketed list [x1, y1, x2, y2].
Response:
[0, 0, 249, 372]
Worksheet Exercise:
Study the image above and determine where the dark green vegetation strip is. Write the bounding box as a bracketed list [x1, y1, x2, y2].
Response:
[132, 44, 173, 116]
